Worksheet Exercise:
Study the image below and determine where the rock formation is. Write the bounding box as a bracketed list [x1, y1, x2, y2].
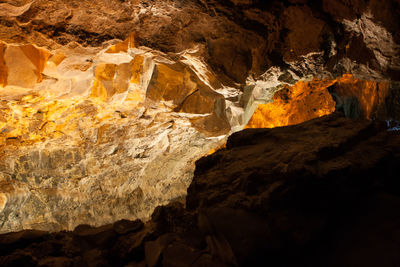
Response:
[0, 114, 400, 266]
[246, 74, 392, 128]
[0, 0, 399, 265]
[0, 0, 399, 244]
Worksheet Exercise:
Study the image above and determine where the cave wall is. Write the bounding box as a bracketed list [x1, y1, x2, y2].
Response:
[0, 0, 399, 233]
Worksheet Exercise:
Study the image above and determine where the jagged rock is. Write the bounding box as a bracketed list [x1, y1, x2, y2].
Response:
[113, 219, 144, 235]
[0, 38, 230, 233]
[246, 74, 394, 128]
[0, 0, 399, 249]
[186, 114, 400, 266]
[0, 114, 399, 266]
[246, 78, 336, 128]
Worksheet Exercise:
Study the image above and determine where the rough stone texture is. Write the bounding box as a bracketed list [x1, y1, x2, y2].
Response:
[0, 0, 399, 234]
[0, 114, 400, 266]
[1, 0, 399, 82]
[246, 74, 393, 128]
[0, 102, 226, 232]
[0, 0, 136, 47]
[246, 77, 336, 128]
[0, 41, 229, 233]
[0, 40, 233, 232]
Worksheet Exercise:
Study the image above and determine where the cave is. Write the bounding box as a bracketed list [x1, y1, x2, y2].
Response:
[0, 0, 399, 266]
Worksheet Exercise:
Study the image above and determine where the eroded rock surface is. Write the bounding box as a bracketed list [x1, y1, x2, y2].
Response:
[0, 114, 400, 266]
[0, 0, 399, 234]
[0, 41, 230, 232]
[246, 74, 393, 128]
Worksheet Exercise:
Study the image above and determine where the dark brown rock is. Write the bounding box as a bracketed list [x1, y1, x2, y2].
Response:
[0, 230, 48, 256]
[37, 257, 73, 267]
[187, 113, 400, 265]
[161, 241, 202, 267]
[0, 252, 37, 267]
[112, 226, 151, 263]
[72, 224, 116, 249]
[113, 219, 144, 235]
[144, 233, 178, 267]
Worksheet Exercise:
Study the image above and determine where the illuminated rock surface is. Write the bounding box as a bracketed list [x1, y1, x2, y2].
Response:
[0, 0, 399, 238]
[246, 74, 392, 128]
[0, 41, 230, 232]
[0, 0, 399, 265]
[246, 78, 337, 128]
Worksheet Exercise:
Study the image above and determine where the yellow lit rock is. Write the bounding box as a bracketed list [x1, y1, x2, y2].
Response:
[147, 62, 222, 115]
[130, 55, 144, 84]
[0, 42, 7, 87]
[90, 63, 118, 101]
[0, 39, 230, 233]
[246, 74, 391, 129]
[106, 32, 135, 54]
[330, 74, 390, 119]
[3, 44, 50, 88]
[19, 45, 51, 83]
[125, 89, 144, 103]
[90, 62, 136, 102]
[48, 53, 66, 66]
[147, 63, 190, 103]
[246, 78, 336, 128]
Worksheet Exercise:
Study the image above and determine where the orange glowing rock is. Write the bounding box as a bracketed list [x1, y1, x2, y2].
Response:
[130, 55, 144, 84]
[0, 43, 7, 87]
[246, 78, 336, 128]
[19, 44, 51, 83]
[90, 62, 133, 101]
[207, 141, 226, 155]
[246, 74, 391, 129]
[329, 74, 390, 119]
[106, 32, 135, 54]
[0, 44, 51, 88]
[48, 53, 66, 66]
[90, 63, 117, 101]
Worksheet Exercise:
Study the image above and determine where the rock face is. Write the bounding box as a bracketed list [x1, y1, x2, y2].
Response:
[0, 114, 400, 266]
[246, 77, 337, 128]
[246, 74, 392, 128]
[0, 41, 229, 232]
[0, 0, 399, 234]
